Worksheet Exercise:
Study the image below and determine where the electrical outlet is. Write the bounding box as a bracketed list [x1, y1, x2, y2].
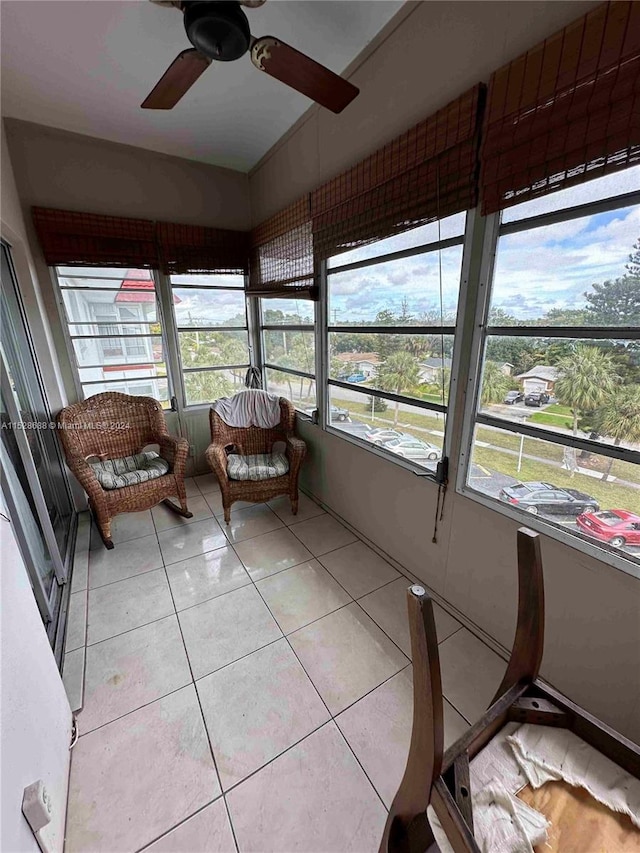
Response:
[22, 780, 51, 832]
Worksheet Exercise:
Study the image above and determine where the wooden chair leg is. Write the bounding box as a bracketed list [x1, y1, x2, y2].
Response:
[92, 506, 114, 550]
[431, 780, 480, 853]
[290, 490, 299, 516]
[162, 499, 193, 519]
[380, 585, 443, 853]
[490, 527, 544, 705]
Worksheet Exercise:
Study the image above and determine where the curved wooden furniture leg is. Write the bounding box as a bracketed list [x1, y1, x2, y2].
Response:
[380, 585, 443, 853]
[91, 501, 114, 550]
[162, 499, 193, 518]
[490, 527, 544, 705]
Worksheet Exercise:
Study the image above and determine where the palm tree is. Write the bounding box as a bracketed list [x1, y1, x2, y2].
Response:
[377, 351, 420, 425]
[591, 385, 640, 480]
[480, 361, 510, 406]
[554, 345, 618, 436]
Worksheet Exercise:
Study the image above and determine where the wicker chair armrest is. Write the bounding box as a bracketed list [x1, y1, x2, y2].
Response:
[286, 435, 306, 459]
[286, 435, 307, 477]
[67, 457, 107, 506]
[205, 442, 229, 484]
[158, 434, 189, 475]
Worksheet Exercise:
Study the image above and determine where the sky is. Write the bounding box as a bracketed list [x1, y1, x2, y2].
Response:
[491, 201, 639, 321]
[60, 166, 640, 327]
[329, 244, 464, 323]
[329, 165, 640, 325]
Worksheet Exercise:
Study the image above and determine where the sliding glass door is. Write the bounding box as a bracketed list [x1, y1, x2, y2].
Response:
[1, 241, 74, 643]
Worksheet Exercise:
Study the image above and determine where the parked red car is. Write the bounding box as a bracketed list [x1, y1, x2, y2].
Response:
[576, 510, 640, 548]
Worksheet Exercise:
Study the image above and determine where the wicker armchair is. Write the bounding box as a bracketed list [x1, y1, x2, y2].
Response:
[57, 392, 192, 549]
[205, 396, 306, 524]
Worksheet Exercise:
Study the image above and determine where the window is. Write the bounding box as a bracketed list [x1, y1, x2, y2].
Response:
[170, 273, 250, 407]
[260, 297, 316, 413]
[462, 167, 640, 567]
[55, 267, 170, 404]
[324, 212, 466, 473]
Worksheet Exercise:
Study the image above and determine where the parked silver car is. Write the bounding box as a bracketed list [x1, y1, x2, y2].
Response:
[384, 436, 441, 461]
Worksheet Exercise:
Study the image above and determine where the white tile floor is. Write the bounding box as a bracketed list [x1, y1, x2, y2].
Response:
[64, 479, 508, 853]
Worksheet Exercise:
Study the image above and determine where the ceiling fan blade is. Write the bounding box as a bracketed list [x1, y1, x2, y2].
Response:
[141, 49, 211, 109]
[250, 37, 359, 114]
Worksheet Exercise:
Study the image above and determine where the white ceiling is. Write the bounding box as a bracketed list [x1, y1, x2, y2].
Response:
[0, 0, 403, 171]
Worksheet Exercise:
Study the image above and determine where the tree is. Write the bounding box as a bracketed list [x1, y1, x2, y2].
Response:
[625, 238, 640, 277]
[376, 351, 420, 425]
[554, 345, 619, 436]
[480, 361, 510, 406]
[488, 307, 520, 326]
[367, 395, 388, 413]
[485, 335, 542, 375]
[585, 276, 640, 326]
[590, 385, 640, 480]
[184, 370, 233, 405]
[540, 307, 590, 326]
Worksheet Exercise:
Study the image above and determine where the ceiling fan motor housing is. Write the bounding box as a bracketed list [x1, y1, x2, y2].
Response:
[183, 1, 251, 61]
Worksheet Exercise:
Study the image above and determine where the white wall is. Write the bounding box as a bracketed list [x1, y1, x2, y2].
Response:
[251, 0, 640, 745]
[1, 118, 72, 853]
[3, 118, 252, 411]
[0, 513, 72, 853]
[248, 0, 600, 222]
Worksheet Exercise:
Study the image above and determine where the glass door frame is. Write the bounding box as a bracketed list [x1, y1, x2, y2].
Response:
[0, 356, 68, 618]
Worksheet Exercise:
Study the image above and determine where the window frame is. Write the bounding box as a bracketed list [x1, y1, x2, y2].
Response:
[320, 213, 473, 479]
[259, 298, 317, 415]
[52, 267, 174, 406]
[165, 272, 252, 411]
[457, 191, 640, 578]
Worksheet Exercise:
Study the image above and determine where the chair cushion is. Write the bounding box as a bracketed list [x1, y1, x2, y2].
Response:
[89, 451, 170, 490]
[227, 452, 289, 482]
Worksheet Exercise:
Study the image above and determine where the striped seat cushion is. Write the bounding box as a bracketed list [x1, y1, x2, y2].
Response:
[227, 452, 289, 482]
[89, 451, 170, 490]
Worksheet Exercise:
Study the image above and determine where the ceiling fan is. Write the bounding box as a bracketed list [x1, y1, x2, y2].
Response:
[142, 0, 359, 114]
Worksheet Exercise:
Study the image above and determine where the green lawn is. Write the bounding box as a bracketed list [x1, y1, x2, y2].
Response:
[331, 395, 445, 435]
[528, 408, 573, 429]
[331, 394, 639, 501]
[473, 446, 639, 510]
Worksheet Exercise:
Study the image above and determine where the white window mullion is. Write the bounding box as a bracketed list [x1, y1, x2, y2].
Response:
[317, 258, 328, 429]
[154, 269, 185, 414]
[455, 211, 501, 493]
[457, 168, 640, 576]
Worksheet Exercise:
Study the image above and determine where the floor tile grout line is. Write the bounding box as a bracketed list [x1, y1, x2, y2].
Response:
[333, 661, 412, 724]
[220, 718, 335, 800]
[229, 543, 315, 583]
[85, 511, 466, 695]
[242, 521, 474, 742]
[283, 519, 365, 565]
[86, 563, 165, 593]
[85, 607, 177, 648]
[78, 620, 466, 741]
[135, 794, 235, 853]
[133, 794, 227, 853]
[332, 716, 391, 814]
[193, 630, 286, 683]
[78, 499, 480, 847]
[242, 556, 401, 812]
[75, 675, 192, 739]
[160, 558, 228, 812]
[354, 573, 408, 602]
[350, 597, 413, 662]
[78, 634, 286, 739]
[221, 793, 241, 853]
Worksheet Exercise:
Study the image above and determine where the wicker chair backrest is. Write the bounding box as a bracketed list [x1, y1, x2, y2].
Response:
[57, 392, 168, 462]
[208, 397, 295, 456]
